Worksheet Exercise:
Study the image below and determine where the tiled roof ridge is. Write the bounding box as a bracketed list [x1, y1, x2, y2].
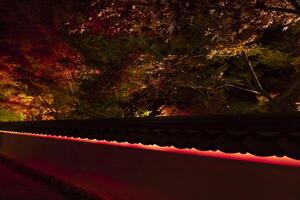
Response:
[0, 113, 299, 159]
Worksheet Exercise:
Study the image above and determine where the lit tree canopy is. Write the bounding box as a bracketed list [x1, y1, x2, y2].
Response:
[1, 0, 300, 120]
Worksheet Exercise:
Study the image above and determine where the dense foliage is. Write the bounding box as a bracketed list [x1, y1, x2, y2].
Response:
[1, 0, 300, 120]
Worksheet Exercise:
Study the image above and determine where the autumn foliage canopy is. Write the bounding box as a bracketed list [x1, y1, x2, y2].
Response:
[1, 0, 300, 120]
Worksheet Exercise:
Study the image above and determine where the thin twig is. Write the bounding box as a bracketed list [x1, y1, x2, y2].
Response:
[39, 95, 59, 120]
[217, 83, 260, 94]
[242, 52, 273, 100]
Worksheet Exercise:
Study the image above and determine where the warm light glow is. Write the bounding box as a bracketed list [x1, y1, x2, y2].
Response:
[1, 130, 300, 167]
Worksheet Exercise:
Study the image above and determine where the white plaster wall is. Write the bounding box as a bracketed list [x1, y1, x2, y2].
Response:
[0, 132, 300, 200]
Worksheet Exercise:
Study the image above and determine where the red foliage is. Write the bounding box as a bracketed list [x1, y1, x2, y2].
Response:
[0, 0, 82, 85]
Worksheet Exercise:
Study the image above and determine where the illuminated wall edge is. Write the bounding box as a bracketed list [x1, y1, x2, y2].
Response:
[0, 131, 300, 200]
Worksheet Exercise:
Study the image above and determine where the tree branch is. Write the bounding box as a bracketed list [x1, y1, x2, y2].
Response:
[217, 83, 260, 94]
[242, 52, 273, 100]
[38, 95, 59, 120]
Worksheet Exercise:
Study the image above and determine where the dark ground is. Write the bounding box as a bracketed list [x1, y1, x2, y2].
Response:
[0, 155, 102, 200]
